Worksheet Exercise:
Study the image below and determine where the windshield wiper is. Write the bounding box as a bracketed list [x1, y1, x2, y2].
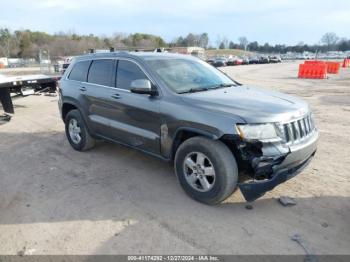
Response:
[178, 83, 235, 94]
[178, 87, 210, 94]
[210, 83, 235, 89]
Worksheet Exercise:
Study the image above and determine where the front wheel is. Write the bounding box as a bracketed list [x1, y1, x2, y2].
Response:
[174, 137, 238, 205]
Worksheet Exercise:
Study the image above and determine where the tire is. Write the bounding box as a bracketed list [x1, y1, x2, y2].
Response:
[174, 136, 238, 205]
[65, 109, 95, 151]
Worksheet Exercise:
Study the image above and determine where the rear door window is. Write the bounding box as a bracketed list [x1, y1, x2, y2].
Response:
[87, 59, 116, 87]
[116, 60, 148, 90]
[68, 60, 91, 82]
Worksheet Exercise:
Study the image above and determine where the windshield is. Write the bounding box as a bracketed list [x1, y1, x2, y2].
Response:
[146, 58, 236, 94]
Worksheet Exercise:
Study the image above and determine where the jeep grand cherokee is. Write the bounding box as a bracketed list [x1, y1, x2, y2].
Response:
[58, 52, 318, 204]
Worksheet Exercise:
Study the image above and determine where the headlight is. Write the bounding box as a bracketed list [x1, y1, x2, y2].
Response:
[236, 123, 282, 141]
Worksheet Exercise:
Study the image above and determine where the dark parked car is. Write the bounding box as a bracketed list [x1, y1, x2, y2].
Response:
[259, 56, 270, 64]
[227, 57, 235, 66]
[248, 56, 260, 64]
[212, 57, 227, 67]
[58, 52, 318, 204]
[206, 58, 215, 65]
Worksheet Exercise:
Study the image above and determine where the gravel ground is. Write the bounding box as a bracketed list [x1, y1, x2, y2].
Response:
[0, 61, 349, 255]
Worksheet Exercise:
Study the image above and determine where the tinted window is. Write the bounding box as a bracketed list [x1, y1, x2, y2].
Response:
[88, 59, 116, 87]
[68, 61, 91, 82]
[117, 60, 148, 90]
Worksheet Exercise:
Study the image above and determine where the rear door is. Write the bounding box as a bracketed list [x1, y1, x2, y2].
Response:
[64, 60, 91, 120]
[83, 58, 117, 137]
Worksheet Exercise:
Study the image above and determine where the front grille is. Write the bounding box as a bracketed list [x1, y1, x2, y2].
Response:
[282, 115, 315, 144]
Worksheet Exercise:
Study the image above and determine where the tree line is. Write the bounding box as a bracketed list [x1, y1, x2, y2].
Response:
[215, 32, 350, 53]
[0, 28, 349, 60]
[0, 28, 166, 59]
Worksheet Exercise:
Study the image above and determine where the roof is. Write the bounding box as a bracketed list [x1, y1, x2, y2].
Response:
[74, 51, 197, 62]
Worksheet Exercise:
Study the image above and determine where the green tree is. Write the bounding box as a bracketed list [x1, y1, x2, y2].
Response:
[175, 36, 184, 47]
[199, 33, 209, 48]
[184, 33, 197, 46]
[18, 31, 32, 58]
[229, 41, 238, 49]
[338, 39, 350, 51]
[247, 41, 259, 51]
[0, 28, 11, 57]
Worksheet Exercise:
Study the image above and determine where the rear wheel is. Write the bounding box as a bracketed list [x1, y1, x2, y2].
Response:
[65, 109, 95, 151]
[174, 136, 238, 205]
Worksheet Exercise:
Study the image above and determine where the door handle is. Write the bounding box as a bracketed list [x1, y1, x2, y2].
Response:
[79, 86, 87, 92]
[111, 94, 121, 99]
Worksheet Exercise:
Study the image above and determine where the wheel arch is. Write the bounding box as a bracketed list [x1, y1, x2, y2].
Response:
[61, 102, 78, 122]
[170, 127, 219, 161]
[61, 98, 87, 123]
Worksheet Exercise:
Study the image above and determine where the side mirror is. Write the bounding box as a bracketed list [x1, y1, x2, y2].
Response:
[130, 79, 158, 96]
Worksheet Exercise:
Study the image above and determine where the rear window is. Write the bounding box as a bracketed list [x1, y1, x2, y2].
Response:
[87, 59, 116, 87]
[68, 61, 91, 82]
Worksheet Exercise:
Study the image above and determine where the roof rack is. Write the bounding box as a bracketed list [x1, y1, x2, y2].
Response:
[87, 46, 170, 54]
[88, 48, 123, 54]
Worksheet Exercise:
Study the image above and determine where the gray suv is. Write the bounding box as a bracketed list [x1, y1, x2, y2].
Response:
[58, 52, 318, 204]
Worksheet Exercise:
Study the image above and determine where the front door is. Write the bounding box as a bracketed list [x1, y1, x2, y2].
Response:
[105, 59, 161, 155]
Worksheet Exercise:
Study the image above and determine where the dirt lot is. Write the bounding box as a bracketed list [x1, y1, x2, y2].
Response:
[0, 61, 349, 255]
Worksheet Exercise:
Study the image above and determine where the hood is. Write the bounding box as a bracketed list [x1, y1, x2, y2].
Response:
[180, 85, 309, 123]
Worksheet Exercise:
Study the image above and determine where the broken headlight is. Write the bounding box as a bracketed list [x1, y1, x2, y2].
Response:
[236, 123, 283, 142]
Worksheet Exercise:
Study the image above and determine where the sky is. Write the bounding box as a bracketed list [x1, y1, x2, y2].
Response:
[1, 0, 350, 46]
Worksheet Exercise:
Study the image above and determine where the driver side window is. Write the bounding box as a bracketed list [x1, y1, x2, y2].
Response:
[116, 60, 148, 90]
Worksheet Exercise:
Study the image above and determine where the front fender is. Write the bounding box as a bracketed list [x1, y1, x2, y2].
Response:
[161, 124, 222, 160]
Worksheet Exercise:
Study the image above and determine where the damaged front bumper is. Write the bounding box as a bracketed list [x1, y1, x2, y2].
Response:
[236, 130, 319, 202]
[239, 152, 315, 202]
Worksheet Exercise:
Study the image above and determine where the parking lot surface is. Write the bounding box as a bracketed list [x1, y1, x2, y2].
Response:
[0, 61, 349, 255]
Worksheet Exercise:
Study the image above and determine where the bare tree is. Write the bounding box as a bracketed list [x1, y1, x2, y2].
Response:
[137, 39, 157, 49]
[215, 35, 222, 49]
[222, 37, 229, 49]
[321, 32, 339, 51]
[238, 36, 249, 51]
